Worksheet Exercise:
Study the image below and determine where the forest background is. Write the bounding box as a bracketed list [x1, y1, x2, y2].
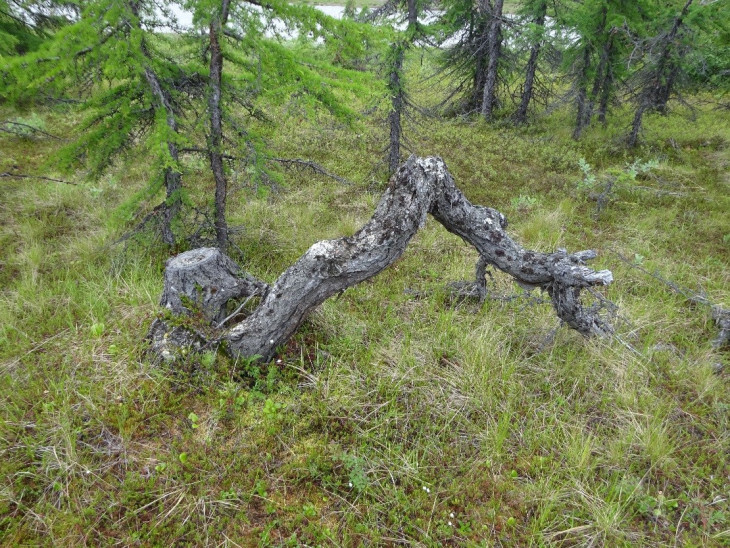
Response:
[1, 0, 729, 545]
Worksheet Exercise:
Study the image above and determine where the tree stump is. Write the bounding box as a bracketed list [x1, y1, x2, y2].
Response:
[159, 247, 268, 323]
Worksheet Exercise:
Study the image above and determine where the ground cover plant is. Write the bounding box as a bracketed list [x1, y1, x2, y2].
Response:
[1, 4, 729, 547]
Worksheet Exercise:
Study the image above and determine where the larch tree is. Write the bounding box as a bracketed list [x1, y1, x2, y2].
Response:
[183, 0, 374, 248]
[432, 0, 501, 114]
[2, 0, 375, 247]
[2, 0, 192, 244]
[626, 0, 727, 146]
[479, 0, 504, 119]
[366, 0, 428, 174]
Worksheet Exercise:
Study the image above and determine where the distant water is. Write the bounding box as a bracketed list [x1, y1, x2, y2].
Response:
[165, 5, 345, 29]
[313, 5, 345, 18]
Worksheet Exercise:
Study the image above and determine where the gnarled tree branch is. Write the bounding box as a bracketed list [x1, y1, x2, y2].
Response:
[148, 156, 613, 363]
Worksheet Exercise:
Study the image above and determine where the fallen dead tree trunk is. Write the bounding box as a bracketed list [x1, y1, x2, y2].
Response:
[148, 156, 613, 363]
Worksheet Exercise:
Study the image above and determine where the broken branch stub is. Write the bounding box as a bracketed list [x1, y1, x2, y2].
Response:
[149, 156, 614, 364]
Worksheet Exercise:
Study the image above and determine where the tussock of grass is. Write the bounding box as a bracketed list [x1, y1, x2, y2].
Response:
[1, 54, 729, 546]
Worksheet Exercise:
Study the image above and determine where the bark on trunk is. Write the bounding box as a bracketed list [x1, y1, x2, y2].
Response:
[628, 101, 648, 148]
[406, 0, 417, 28]
[572, 45, 592, 140]
[481, 0, 504, 120]
[585, 33, 614, 128]
[149, 157, 614, 364]
[208, 0, 232, 250]
[573, 6, 609, 140]
[142, 67, 182, 246]
[386, 0, 417, 174]
[515, 1, 547, 125]
[387, 45, 404, 175]
[597, 52, 613, 124]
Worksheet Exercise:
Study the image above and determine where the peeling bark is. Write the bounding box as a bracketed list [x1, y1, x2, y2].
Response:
[149, 157, 613, 363]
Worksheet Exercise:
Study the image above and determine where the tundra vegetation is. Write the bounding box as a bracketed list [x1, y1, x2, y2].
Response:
[1, 0, 729, 545]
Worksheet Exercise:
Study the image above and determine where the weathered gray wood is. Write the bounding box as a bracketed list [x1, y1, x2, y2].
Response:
[150, 156, 613, 364]
[224, 156, 612, 361]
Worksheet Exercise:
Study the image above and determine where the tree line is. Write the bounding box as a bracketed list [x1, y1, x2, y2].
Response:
[1, 0, 727, 250]
[375, 0, 727, 161]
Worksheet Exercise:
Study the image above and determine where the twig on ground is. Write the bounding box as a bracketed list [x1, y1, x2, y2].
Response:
[270, 157, 352, 185]
[0, 171, 77, 185]
[614, 252, 729, 349]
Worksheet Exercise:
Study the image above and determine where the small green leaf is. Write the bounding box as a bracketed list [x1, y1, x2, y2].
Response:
[90, 323, 105, 337]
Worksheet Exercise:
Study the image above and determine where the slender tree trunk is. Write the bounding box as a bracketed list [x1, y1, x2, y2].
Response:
[472, 24, 488, 109]
[597, 47, 614, 124]
[208, 0, 232, 250]
[655, 63, 680, 114]
[628, 101, 648, 147]
[573, 4, 611, 140]
[386, 0, 417, 174]
[584, 33, 613, 127]
[387, 43, 404, 174]
[572, 45, 591, 140]
[515, 0, 547, 125]
[481, 0, 504, 120]
[406, 0, 417, 27]
[142, 68, 182, 246]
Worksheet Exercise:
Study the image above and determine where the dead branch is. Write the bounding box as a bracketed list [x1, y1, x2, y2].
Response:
[614, 252, 729, 349]
[270, 157, 352, 185]
[0, 172, 76, 185]
[0, 120, 63, 140]
[149, 156, 614, 364]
